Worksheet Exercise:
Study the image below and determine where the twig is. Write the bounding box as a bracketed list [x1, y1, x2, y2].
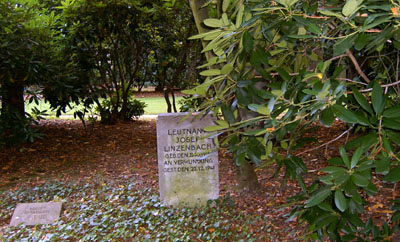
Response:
[297, 126, 353, 156]
[327, 54, 347, 62]
[346, 50, 371, 83]
[355, 80, 400, 93]
[365, 29, 381, 33]
[336, 78, 368, 86]
[301, 14, 330, 19]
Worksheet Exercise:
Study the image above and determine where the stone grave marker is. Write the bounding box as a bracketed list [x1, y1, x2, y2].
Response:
[157, 112, 219, 206]
[9, 202, 62, 226]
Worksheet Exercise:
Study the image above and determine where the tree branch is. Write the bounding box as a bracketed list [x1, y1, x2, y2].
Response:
[346, 50, 371, 83]
[297, 126, 353, 156]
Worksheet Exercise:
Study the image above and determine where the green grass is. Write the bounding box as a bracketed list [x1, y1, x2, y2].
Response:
[25, 97, 183, 117]
[142, 97, 183, 115]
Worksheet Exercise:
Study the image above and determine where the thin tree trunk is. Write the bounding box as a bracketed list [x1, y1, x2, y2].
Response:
[188, 0, 214, 61]
[171, 89, 177, 112]
[164, 87, 172, 113]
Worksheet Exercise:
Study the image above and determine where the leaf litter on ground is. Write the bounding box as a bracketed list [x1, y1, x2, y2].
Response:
[0, 118, 398, 241]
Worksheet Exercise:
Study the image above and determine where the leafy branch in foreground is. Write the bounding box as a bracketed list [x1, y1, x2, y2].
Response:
[188, 0, 400, 240]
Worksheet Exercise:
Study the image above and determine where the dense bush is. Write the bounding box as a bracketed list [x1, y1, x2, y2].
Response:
[96, 97, 147, 123]
[189, 0, 400, 240]
[0, 109, 45, 147]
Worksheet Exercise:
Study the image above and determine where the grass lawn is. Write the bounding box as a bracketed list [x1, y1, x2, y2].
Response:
[142, 97, 183, 115]
[25, 97, 183, 117]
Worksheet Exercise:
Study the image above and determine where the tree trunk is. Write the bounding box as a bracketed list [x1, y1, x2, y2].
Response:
[164, 87, 172, 113]
[188, 0, 214, 61]
[189, 0, 259, 191]
[155, 81, 164, 92]
[236, 158, 260, 192]
[171, 89, 177, 112]
[120, 91, 128, 120]
[2, 80, 25, 118]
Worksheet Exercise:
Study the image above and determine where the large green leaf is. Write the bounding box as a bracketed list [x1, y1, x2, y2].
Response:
[203, 125, 224, 132]
[383, 106, 400, 118]
[277, 68, 291, 82]
[348, 215, 364, 227]
[372, 83, 384, 115]
[387, 130, 400, 145]
[248, 104, 270, 115]
[350, 147, 363, 169]
[306, 23, 322, 35]
[320, 170, 347, 185]
[374, 157, 389, 174]
[221, 63, 234, 75]
[355, 112, 370, 126]
[332, 105, 359, 124]
[345, 132, 378, 150]
[352, 89, 373, 114]
[242, 31, 253, 53]
[189, 29, 222, 40]
[236, 88, 251, 105]
[215, 120, 229, 129]
[383, 118, 400, 130]
[200, 69, 221, 76]
[321, 166, 347, 174]
[276, 0, 299, 7]
[328, 157, 344, 166]
[320, 10, 344, 18]
[333, 35, 357, 56]
[361, 16, 392, 32]
[384, 165, 400, 182]
[355, 33, 368, 50]
[339, 146, 350, 168]
[342, 0, 360, 17]
[203, 18, 223, 28]
[222, 104, 235, 123]
[315, 214, 338, 230]
[305, 189, 332, 208]
[335, 190, 348, 212]
[318, 202, 334, 212]
[351, 173, 369, 187]
[222, 0, 230, 12]
[320, 107, 335, 127]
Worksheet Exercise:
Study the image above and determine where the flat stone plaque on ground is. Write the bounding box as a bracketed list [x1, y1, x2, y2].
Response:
[157, 112, 219, 206]
[9, 202, 62, 226]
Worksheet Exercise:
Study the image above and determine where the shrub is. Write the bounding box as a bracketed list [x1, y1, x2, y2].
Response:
[178, 95, 204, 112]
[0, 108, 45, 147]
[96, 97, 147, 123]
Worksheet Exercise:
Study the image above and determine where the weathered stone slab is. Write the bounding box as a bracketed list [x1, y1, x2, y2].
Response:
[157, 112, 219, 206]
[9, 202, 62, 226]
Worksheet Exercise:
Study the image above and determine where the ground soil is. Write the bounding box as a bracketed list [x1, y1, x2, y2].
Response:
[1, 92, 397, 241]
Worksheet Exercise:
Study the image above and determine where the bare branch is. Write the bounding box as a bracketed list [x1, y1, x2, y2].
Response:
[356, 80, 400, 93]
[336, 78, 368, 86]
[297, 126, 353, 156]
[346, 50, 371, 83]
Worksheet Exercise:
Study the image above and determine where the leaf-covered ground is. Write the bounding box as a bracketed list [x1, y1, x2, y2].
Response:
[1, 181, 267, 241]
[0, 118, 397, 241]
